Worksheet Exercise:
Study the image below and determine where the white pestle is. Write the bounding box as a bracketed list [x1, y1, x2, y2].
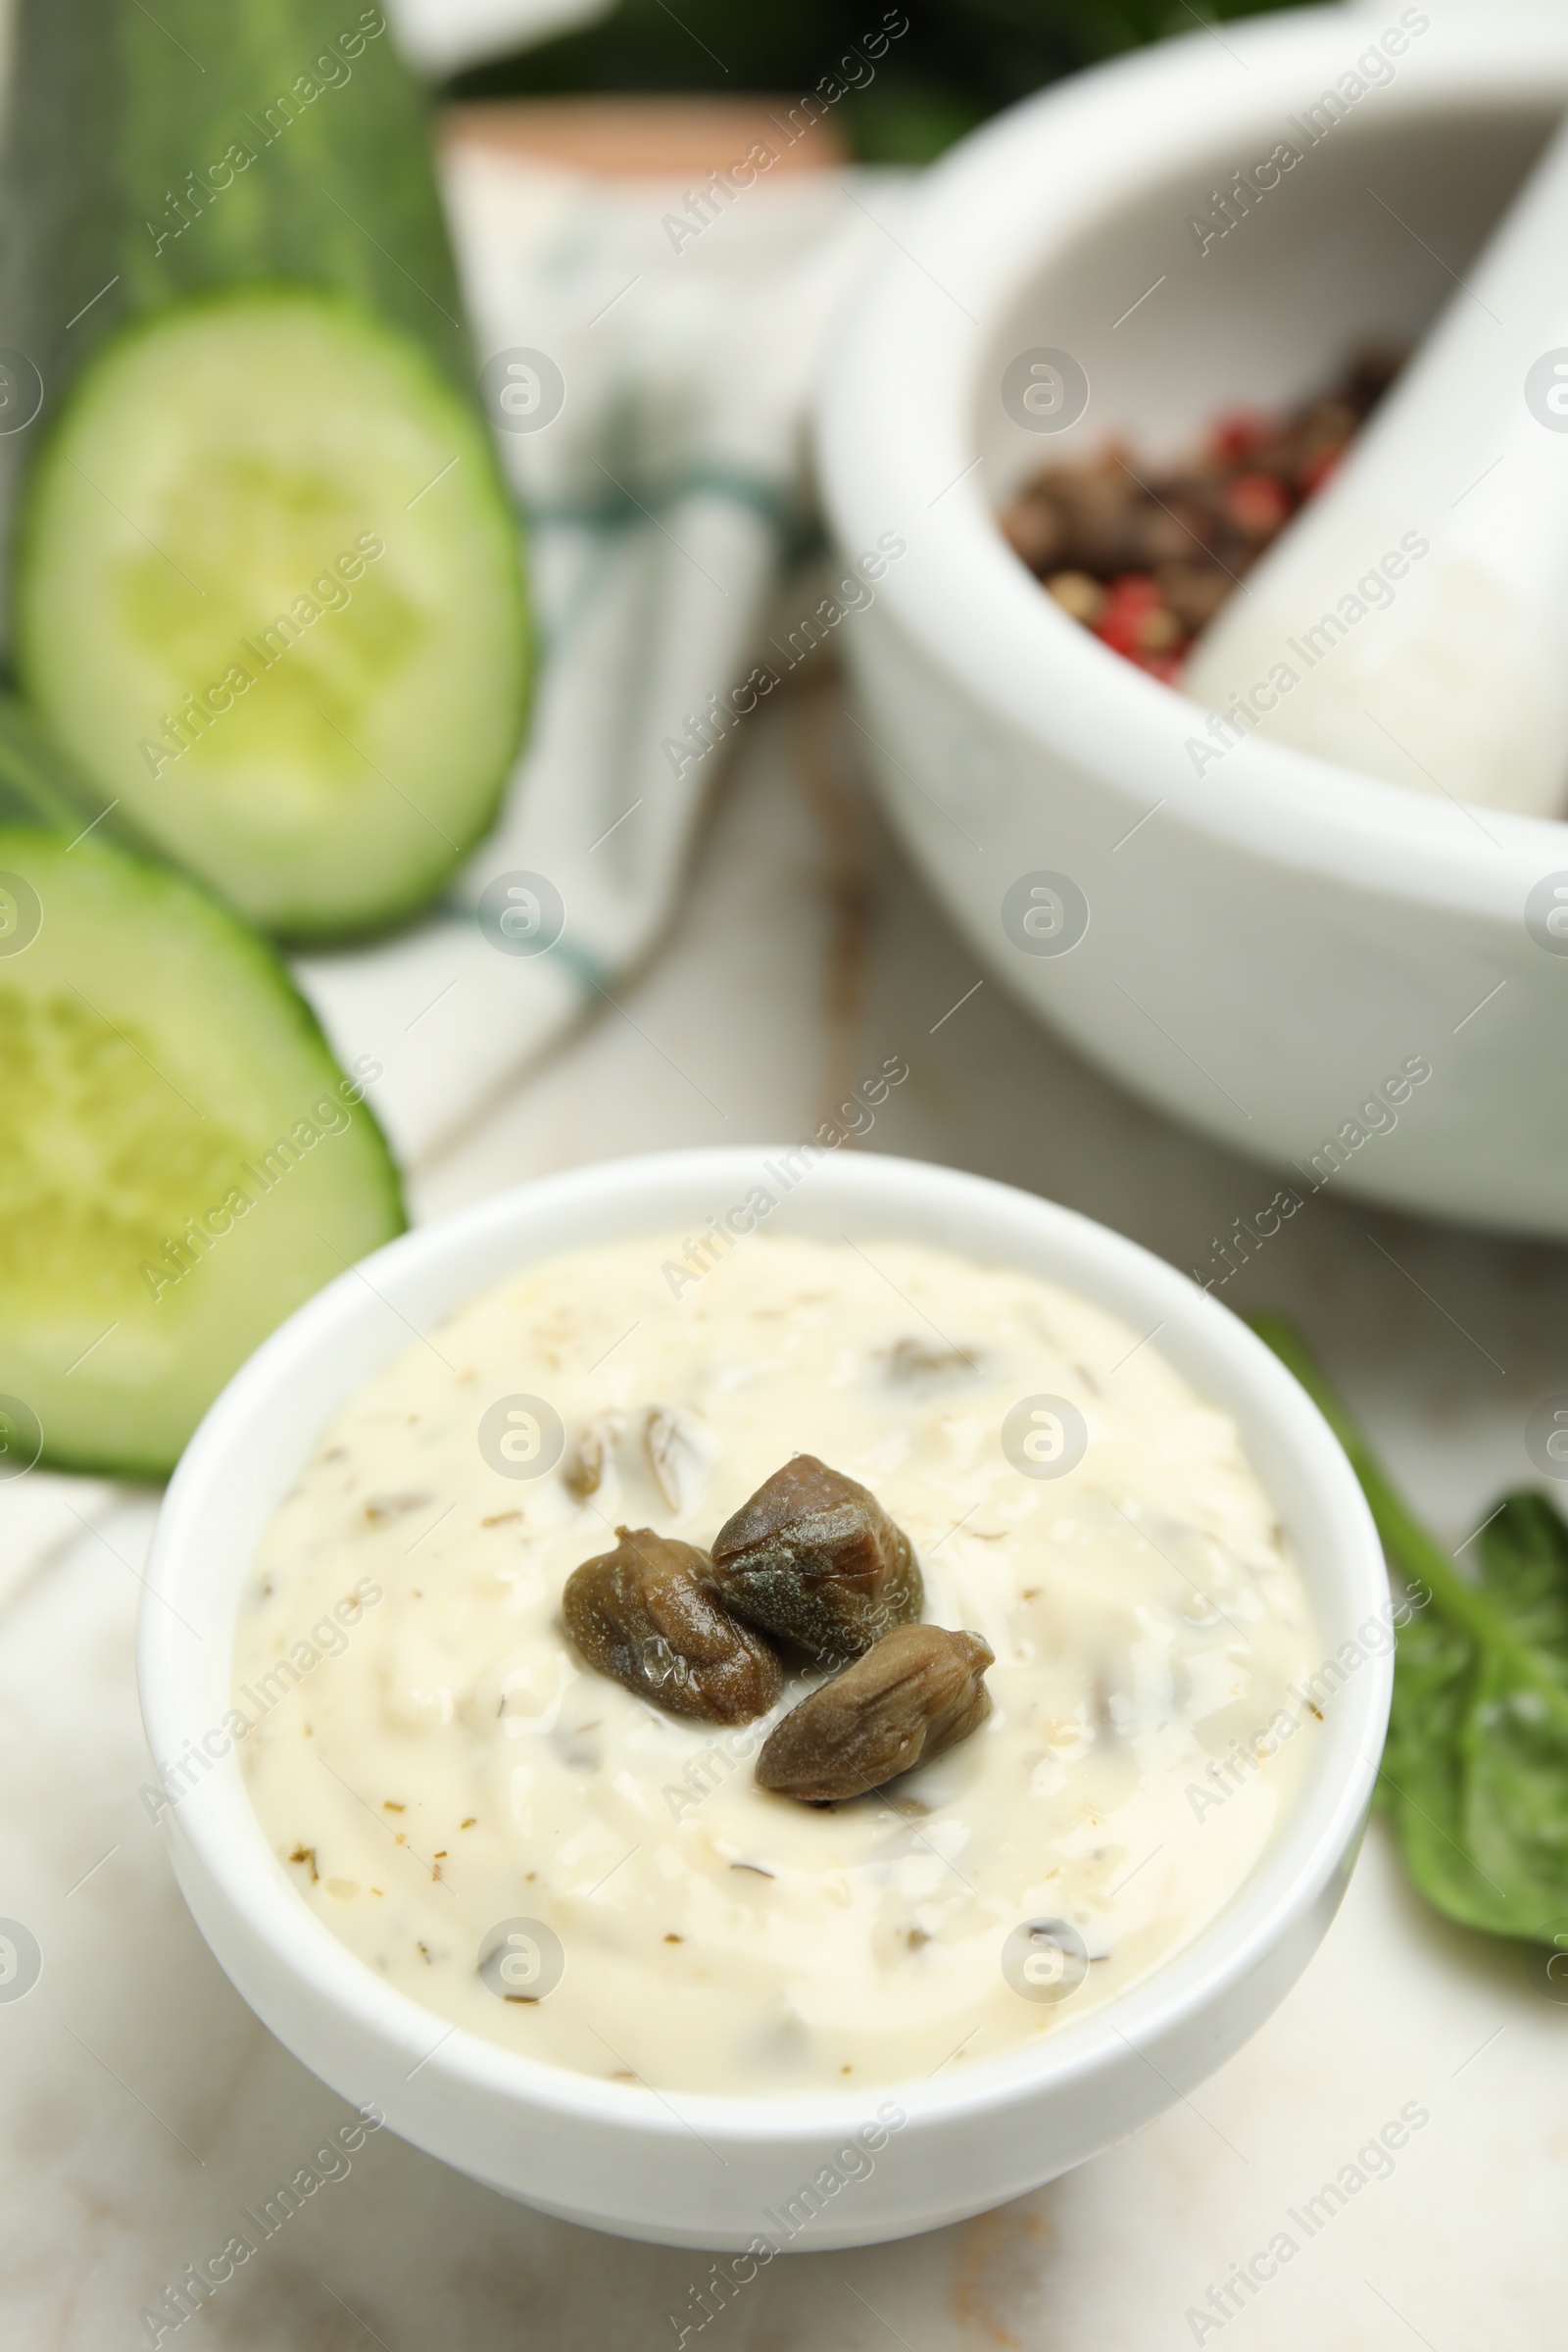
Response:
[1181, 114, 1568, 817]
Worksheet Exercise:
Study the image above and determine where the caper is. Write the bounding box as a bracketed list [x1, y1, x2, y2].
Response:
[756, 1623, 994, 1803]
[710, 1454, 922, 1661]
[564, 1526, 781, 1723]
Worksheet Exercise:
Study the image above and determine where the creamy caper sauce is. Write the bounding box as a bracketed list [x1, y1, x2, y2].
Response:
[235, 1231, 1320, 2095]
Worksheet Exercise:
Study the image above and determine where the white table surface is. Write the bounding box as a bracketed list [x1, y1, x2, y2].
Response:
[4, 665, 1564, 2349]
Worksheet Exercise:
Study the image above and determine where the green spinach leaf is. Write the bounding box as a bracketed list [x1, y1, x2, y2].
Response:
[1254, 1316, 1568, 1943]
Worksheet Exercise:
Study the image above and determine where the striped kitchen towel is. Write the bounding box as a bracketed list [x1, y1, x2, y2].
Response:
[295, 134, 900, 1166]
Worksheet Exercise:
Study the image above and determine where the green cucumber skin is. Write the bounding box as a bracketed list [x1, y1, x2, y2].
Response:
[10, 285, 532, 943]
[0, 695, 102, 833]
[0, 0, 469, 443]
[2, 3, 534, 943]
[0, 797, 407, 1480]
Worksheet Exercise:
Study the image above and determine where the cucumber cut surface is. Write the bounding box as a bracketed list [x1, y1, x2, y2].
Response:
[14, 288, 530, 940]
[0, 822, 405, 1477]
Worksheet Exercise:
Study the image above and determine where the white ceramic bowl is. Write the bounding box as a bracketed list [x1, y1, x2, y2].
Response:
[139, 1149, 1388, 2248]
[817, 7, 1568, 1237]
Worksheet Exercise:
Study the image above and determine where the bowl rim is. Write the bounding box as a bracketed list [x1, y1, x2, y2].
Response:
[814, 3, 1568, 910]
[139, 1146, 1390, 2147]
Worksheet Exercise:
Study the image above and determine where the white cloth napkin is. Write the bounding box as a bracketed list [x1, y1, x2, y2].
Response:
[295, 145, 896, 1167]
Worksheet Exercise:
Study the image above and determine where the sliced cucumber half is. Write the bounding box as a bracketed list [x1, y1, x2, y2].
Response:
[0, 823, 405, 1478]
[14, 286, 531, 941]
